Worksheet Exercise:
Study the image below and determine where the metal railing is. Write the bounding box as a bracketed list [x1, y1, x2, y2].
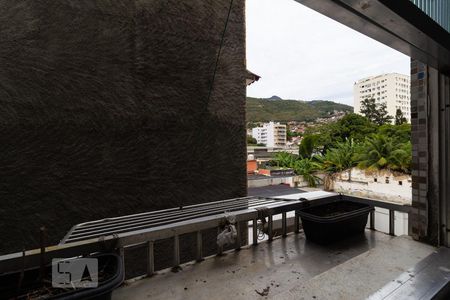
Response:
[343, 195, 413, 236]
[0, 193, 414, 277]
[60, 196, 285, 244]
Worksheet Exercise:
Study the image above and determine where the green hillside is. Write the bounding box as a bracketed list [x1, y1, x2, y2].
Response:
[246, 97, 353, 122]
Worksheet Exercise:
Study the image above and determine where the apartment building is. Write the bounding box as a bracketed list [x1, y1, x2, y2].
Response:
[252, 122, 287, 147]
[353, 73, 411, 123]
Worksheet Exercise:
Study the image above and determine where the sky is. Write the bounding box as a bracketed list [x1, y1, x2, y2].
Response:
[246, 0, 410, 106]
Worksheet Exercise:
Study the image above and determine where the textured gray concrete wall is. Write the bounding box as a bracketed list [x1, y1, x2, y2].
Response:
[0, 0, 246, 254]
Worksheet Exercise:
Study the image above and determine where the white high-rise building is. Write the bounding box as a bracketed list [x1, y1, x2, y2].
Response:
[252, 122, 287, 148]
[353, 73, 411, 123]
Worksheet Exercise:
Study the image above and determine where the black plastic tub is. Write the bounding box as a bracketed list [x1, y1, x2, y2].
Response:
[0, 253, 124, 300]
[298, 200, 374, 244]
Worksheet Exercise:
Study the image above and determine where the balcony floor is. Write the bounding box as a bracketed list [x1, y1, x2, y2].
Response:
[113, 230, 434, 300]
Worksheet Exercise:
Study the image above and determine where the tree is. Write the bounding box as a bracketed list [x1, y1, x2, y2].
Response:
[293, 158, 322, 187]
[316, 139, 359, 190]
[360, 98, 378, 122]
[298, 135, 319, 159]
[378, 123, 411, 144]
[318, 139, 358, 178]
[246, 122, 260, 129]
[329, 113, 377, 143]
[304, 113, 376, 152]
[247, 135, 257, 145]
[356, 134, 392, 171]
[269, 152, 321, 187]
[389, 141, 412, 173]
[356, 134, 411, 173]
[360, 98, 393, 125]
[375, 102, 393, 125]
[273, 152, 296, 168]
[395, 109, 408, 125]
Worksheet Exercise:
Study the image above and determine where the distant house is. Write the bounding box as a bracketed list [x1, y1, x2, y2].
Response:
[246, 154, 258, 175]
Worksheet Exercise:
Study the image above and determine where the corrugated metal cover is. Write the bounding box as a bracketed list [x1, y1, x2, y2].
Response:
[410, 0, 450, 32]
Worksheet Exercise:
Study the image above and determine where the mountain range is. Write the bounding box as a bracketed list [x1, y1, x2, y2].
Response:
[246, 97, 353, 122]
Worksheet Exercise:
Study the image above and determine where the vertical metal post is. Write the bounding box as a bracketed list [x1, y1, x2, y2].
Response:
[445, 76, 450, 247]
[39, 227, 46, 283]
[196, 231, 203, 261]
[252, 218, 258, 245]
[389, 210, 395, 236]
[18, 249, 25, 294]
[119, 246, 126, 277]
[174, 235, 180, 267]
[217, 227, 223, 255]
[235, 221, 241, 250]
[268, 215, 273, 241]
[295, 210, 300, 233]
[370, 210, 375, 230]
[147, 241, 154, 276]
[282, 212, 287, 237]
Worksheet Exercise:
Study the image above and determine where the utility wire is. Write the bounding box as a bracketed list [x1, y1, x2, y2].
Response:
[205, 0, 235, 107]
[179, 0, 235, 210]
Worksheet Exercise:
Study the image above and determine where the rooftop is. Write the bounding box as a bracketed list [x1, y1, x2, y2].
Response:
[248, 185, 305, 197]
[354, 73, 411, 85]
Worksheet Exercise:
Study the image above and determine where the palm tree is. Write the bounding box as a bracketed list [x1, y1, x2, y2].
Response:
[318, 139, 357, 178]
[273, 152, 296, 168]
[388, 141, 412, 173]
[315, 139, 357, 190]
[357, 134, 392, 171]
[293, 158, 322, 187]
[270, 152, 321, 187]
[298, 135, 319, 159]
[356, 134, 411, 173]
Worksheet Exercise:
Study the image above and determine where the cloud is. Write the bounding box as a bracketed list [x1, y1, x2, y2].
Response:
[246, 0, 410, 105]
